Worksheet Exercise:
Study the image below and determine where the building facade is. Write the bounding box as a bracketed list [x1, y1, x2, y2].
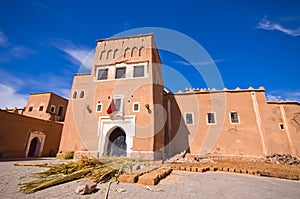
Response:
[59, 34, 300, 159]
[0, 92, 68, 158]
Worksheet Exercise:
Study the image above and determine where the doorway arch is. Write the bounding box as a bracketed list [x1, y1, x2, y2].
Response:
[106, 127, 127, 156]
[27, 137, 41, 157]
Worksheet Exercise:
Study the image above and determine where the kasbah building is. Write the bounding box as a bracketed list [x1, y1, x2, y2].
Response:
[58, 33, 300, 160]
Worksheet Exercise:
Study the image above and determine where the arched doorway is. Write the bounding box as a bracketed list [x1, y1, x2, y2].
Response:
[107, 127, 127, 156]
[27, 137, 41, 157]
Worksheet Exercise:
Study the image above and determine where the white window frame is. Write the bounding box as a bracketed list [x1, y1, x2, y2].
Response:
[206, 112, 216, 125]
[229, 111, 240, 124]
[184, 112, 194, 125]
[79, 89, 85, 99]
[96, 102, 103, 112]
[132, 102, 140, 112]
[96, 66, 109, 81]
[113, 95, 124, 117]
[50, 105, 56, 113]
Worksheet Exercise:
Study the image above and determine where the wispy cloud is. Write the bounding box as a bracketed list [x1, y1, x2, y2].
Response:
[0, 31, 8, 46]
[0, 83, 28, 108]
[50, 39, 94, 70]
[266, 90, 300, 102]
[0, 30, 35, 62]
[256, 16, 300, 37]
[174, 58, 228, 66]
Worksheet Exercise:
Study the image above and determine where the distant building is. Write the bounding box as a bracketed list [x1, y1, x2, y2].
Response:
[59, 34, 300, 160]
[0, 92, 68, 158]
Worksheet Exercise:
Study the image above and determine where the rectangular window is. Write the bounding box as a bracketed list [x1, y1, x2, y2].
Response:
[207, 112, 216, 124]
[230, 111, 239, 124]
[133, 65, 144, 78]
[133, 102, 140, 112]
[115, 67, 126, 79]
[185, 113, 194, 125]
[113, 95, 124, 117]
[58, 106, 64, 116]
[114, 98, 121, 111]
[280, 123, 284, 130]
[97, 68, 108, 80]
[28, 106, 33, 112]
[39, 106, 44, 111]
[96, 103, 102, 112]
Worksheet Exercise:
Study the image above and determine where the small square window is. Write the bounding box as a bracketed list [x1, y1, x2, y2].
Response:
[133, 102, 140, 112]
[230, 111, 239, 124]
[28, 106, 33, 112]
[97, 68, 108, 80]
[207, 113, 216, 124]
[133, 65, 144, 78]
[185, 113, 194, 124]
[50, 105, 55, 113]
[280, 123, 284, 130]
[96, 103, 102, 112]
[115, 67, 126, 79]
[39, 106, 44, 111]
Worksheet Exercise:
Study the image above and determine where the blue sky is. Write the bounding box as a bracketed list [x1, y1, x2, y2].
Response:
[0, 0, 300, 108]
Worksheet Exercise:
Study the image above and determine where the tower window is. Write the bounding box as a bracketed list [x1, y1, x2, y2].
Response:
[79, 90, 85, 98]
[207, 112, 216, 124]
[97, 68, 108, 80]
[280, 123, 284, 130]
[28, 106, 33, 112]
[115, 67, 126, 79]
[230, 111, 239, 124]
[39, 106, 44, 111]
[72, 90, 77, 99]
[185, 113, 194, 125]
[133, 65, 144, 78]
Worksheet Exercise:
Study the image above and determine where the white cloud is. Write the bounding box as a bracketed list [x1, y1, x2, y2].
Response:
[256, 17, 300, 37]
[0, 83, 28, 109]
[0, 30, 35, 62]
[51, 40, 95, 70]
[174, 58, 228, 66]
[266, 90, 300, 102]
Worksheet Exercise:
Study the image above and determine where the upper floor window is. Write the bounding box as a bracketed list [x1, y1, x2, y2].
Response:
[72, 90, 77, 99]
[39, 106, 44, 111]
[207, 112, 216, 124]
[28, 106, 33, 112]
[113, 95, 124, 117]
[79, 90, 85, 98]
[185, 113, 194, 125]
[97, 68, 108, 80]
[230, 111, 239, 124]
[133, 65, 144, 78]
[115, 67, 126, 79]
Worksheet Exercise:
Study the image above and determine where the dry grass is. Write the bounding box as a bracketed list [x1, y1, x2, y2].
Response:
[19, 156, 139, 194]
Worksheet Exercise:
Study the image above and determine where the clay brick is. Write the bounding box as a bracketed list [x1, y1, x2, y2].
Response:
[118, 173, 140, 183]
